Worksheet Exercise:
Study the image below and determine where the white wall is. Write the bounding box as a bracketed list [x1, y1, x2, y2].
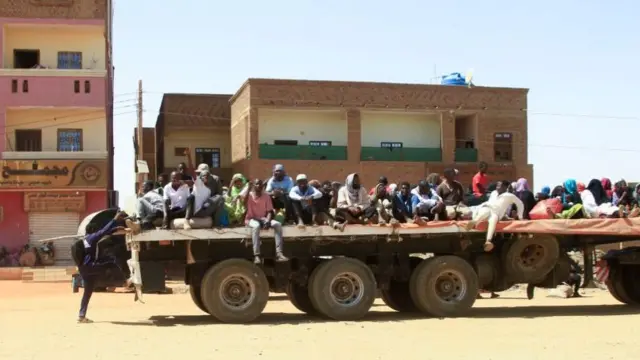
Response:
[360, 111, 441, 148]
[258, 109, 347, 146]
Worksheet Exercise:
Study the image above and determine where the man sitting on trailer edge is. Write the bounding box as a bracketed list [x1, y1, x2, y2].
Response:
[289, 174, 323, 228]
[244, 178, 289, 264]
[161, 171, 190, 229]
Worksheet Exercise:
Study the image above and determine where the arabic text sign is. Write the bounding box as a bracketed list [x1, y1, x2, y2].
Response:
[0, 160, 107, 188]
[23, 192, 86, 212]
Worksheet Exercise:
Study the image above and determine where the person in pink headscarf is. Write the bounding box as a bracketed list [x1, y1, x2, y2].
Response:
[514, 178, 536, 219]
[601, 178, 613, 200]
[577, 182, 586, 193]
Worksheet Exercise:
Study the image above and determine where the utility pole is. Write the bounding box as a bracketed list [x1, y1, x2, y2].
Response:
[136, 80, 147, 189]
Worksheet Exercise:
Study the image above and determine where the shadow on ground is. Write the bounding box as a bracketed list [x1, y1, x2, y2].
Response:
[109, 304, 640, 327]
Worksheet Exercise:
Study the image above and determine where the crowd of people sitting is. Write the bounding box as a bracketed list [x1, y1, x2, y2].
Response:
[126, 154, 640, 264]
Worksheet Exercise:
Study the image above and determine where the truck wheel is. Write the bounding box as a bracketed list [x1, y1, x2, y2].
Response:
[606, 266, 634, 304]
[286, 281, 318, 315]
[503, 235, 559, 283]
[200, 259, 270, 323]
[189, 285, 209, 314]
[473, 254, 497, 288]
[620, 266, 640, 304]
[308, 258, 376, 321]
[381, 257, 423, 312]
[409, 255, 478, 317]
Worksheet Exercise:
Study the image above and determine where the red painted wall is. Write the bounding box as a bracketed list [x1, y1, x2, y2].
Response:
[0, 191, 107, 252]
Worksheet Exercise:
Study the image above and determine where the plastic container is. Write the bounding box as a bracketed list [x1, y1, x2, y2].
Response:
[441, 73, 469, 86]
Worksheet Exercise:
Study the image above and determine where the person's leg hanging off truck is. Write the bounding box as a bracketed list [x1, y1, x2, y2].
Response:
[465, 205, 499, 252]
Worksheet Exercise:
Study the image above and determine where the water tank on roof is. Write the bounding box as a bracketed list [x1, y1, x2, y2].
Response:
[441, 73, 470, 86]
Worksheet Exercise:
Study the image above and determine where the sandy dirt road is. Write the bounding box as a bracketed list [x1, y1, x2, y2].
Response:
[0, 281, 638, 360]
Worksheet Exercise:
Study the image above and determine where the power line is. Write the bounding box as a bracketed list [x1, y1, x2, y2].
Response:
[0, 110, 136, 138]
[3, 103, 137, 133]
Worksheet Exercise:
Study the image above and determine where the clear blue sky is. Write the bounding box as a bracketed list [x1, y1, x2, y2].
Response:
[112, 0, 640, 203]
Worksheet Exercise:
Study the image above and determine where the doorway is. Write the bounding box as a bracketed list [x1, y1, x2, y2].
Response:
[14, 49, 40, 69]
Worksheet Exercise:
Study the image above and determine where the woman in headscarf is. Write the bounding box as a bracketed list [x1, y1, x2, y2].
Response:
[550, 185, 564, 199]
[556, 179, 585, 219]
[601, 178, 613, 201]
[224, 173, 248, 225]
[536, 186, 551, 201]
[581, 179, 619, 218]
[514, 178, 536, 219]
[335, 173, 376, 225]
[612, 180, 639, 217]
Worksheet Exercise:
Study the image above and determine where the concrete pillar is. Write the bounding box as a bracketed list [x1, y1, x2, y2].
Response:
[440, 111, 455, 163]
[346, 109, 361, 163]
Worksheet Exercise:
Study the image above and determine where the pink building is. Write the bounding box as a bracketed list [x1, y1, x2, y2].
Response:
[0, 0, 115, 263]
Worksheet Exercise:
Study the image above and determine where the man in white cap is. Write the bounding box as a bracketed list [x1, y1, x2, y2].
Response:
[289, 174, 323, 228]
[183, 163, 224, 228]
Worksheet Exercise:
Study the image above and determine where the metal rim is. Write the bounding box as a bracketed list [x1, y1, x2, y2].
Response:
[329, 272, 365, 307]
[520, 244, 545, 267]
[433, 269, 468, 302]
[218, 274, 256, 311]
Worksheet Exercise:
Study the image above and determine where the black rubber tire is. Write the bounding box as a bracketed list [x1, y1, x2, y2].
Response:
[409, 255, 478, 318]
[533, 255, 572, 289]
[606, 266, 634, 304]
[189, 285, 209, 314]
[473, 254, 497, 288]
[286, 281, 318, 315]
[380, 257, 423, 313]
[503, 235, 560, 283]
[308, 257, 376, 321]
[200, 259, 270, 323]
[620, 266, 640, 305]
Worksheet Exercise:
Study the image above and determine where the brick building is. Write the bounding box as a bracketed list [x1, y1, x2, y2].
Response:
[229, 78, 533, 187]
[0, 0, 114, 258]
[155, 93, 233, 183]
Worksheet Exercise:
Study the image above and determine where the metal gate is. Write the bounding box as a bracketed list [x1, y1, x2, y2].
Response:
[28, 212, 80, 264]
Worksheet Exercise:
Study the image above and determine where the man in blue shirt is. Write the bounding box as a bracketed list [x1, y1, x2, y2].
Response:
[265, 164, 294, 222]
[78, 211, 128, 323]
[289, 174, 323, 227]
[391, 182, 425, 224]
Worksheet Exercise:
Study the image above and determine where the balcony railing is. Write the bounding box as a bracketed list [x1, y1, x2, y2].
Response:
[259, 144, 348, 161]
[360, 147, 442, 162]
[1, 151, 108, 160]
[454, 148, 478, 162]
[0, 75, 106, 108]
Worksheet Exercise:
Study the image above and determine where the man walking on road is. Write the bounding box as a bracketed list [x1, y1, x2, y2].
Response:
[77, 211, 129, 323]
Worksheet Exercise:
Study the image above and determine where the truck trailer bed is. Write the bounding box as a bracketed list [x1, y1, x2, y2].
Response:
[127, 217, 640, 243]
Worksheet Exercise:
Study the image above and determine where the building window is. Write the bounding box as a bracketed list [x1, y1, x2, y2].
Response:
[84, 80, 91, 93]
[274, 140, 298, 146]
[174, 147, 188, 157]
[494, 132, 513, 161]
[381, 142, 403, 149]
[74, 80, 80, 93]
[57, 129, 83, 152]
[196, 148, 221, 169]
[22, 80, 28, 93]
[309, 141, 332, 147]
[11, 79, 17, 93]
[57, 51, 83, 69]
[15, 130, 42, 151]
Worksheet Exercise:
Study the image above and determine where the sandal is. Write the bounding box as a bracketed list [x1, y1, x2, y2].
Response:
[77, 317, 93, 324]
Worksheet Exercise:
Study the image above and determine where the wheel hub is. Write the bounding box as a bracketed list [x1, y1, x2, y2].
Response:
[434, 270, 467, 302]
[329, 272, 365, 307]
[520, 244, 545, 267]
[219, 275, 255, 310]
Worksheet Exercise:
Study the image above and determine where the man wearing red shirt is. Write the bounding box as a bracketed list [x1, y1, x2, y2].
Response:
[472, 162, 489, 200]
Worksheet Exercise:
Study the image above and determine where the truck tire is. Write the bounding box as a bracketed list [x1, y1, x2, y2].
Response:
[189, 285, 208, 314]
[473, 254, 497, 288]
[606, 266, 634, 304]
[533, 255, 572, 289]
[200, 259, 270, 323]
[503, 235, 559, 283]
[620, 266, 640, 304]
[409, 255, 478, 317]
[380, 257, 423, 313]
[286, 281, 318, 315]
[308, 257, 376, 321]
